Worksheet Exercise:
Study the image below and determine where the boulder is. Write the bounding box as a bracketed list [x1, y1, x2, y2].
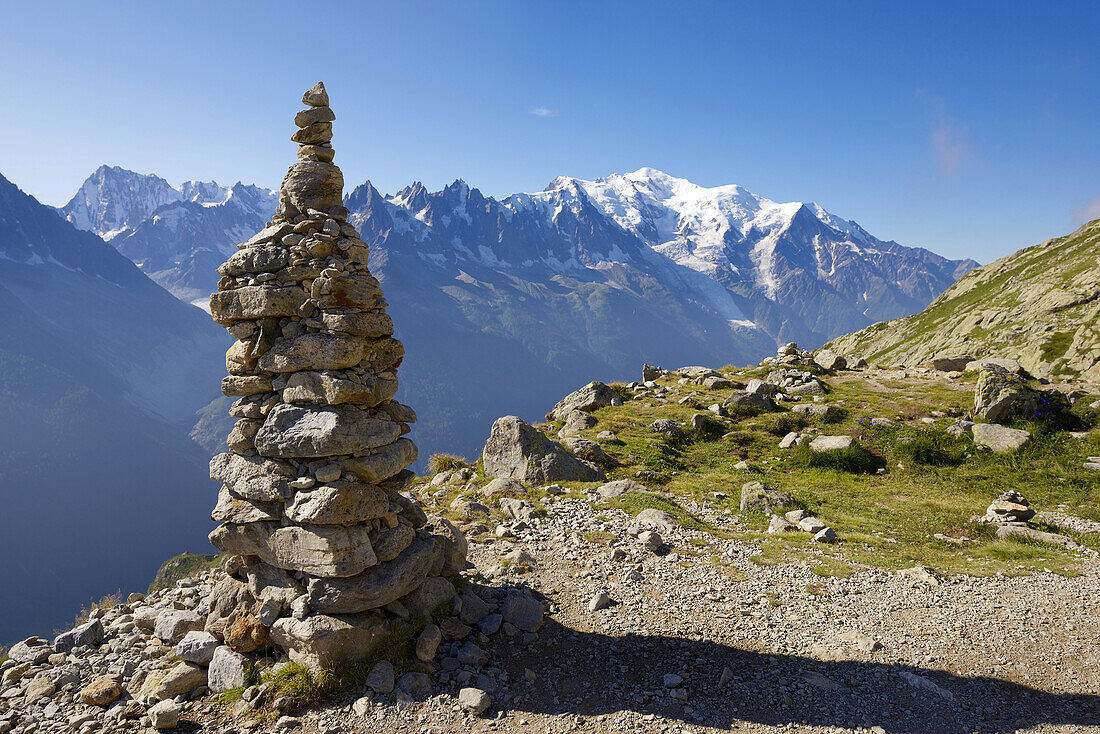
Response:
[745, 379, 779, 396]
[597, 478, 645, 499]
[52, 619, 104, 653]
[280, 160, 343, 212]
[176, 631, 220, 665]
[740, 481, 797, 512]
[271, 612, 390, 672]
[501, 590, 545, 632]
[546, 381, 623, 421]
[650, 418, 681, 434]
[459, 686, 492, 714]
[148, 700, 181, 729]
[150, 662, 207, 701]
[973, 365, 1030, 422]
[479, 477, 526, 499]
[813, 349, 847, 371]
[966, 357, 1021, 374]
[481, 416, 606, 484]
[972, 423, 1031, 453]
[154, 609, 204, 644]
[560, 436, 613, 464]
[723, 391, 777, 412]
[207, 646, 249, 692]
[79, 677, 122, 706]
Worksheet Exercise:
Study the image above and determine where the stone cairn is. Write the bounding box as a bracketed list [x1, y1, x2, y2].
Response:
[204, 82, 467, 672]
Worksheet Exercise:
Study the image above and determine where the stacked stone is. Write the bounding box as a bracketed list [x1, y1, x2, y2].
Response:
[203, 82, 466, 672]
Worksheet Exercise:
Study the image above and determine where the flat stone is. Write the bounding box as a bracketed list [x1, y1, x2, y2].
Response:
[321, 311, 394, 338]
[150, 662, 207, 701]
[283, 371, 398, 406]
[211, 485, 280, 523]
[210, 452, 294, 502]
[270, 611, 389, 673]
[154, 609, 204, 644]
[218, 245, 289, 276]
[258, 333, 364, 372]
[222, 374, 274, 397]
[809, 435, 854, 452]
[209, 522, 377, 577]
[343, 438, 419, 483]
[297, 144, 335, 163]
[291, 121, 333, 145]
[254, 403, 401, 458]
[310, 274, 383, 310]
[972, 423, 1031, 453]
[285, 481, 391, 524]
[597, 478, 645, 499]
[798, 516, 827, 533]
[307, 537, 436, 614]
[210, 285, 308, 325]
[176, 631, 220, 665]
[294, 107, 335, 127]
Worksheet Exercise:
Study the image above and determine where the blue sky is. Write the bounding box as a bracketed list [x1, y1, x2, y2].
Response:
[1, 0, 1096, 263]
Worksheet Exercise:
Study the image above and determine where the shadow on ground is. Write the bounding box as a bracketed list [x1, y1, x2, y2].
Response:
[487, 615, 1098, 734]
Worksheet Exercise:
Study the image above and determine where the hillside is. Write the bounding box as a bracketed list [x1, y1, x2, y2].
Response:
[0, 172, 228, 642]
[824, 219, 1100, 379]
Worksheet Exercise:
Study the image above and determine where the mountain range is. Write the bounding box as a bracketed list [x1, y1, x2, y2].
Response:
[53, 165, 978, 466]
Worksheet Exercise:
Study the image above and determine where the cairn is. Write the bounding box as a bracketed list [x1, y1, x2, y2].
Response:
[204, 82, 466, 671]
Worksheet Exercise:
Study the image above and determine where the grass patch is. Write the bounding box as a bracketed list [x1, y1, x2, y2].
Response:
[0, 646, 8, 665]
[219, 686, 245, 704]
[893, 434, 966, 466]
[761, 412, 809, 437]
[428, 453, 470, 474]
[266, 622, 427, 710]
[582, 531, 617, 545]
[67, 591, 124, 630]
[790, 442, 885, 474]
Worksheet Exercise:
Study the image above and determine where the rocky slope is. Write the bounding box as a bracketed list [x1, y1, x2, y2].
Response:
[0, 172, 230, 642]
[2, 355, 1098, 734]
[824, 219, 1100, 380]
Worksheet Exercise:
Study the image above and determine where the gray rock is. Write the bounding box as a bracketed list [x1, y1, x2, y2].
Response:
[745, 379, 779, 396]
[397, 672, 433, 700]
[154, 609, 204, 644]
[597, 478, 645, 498]
[480, 477, 527, 499]
[814, 527, 838, 542]
[302, 81, 329, 107]
[632, 508, 678, 531]
[546, 381, 623, 421]
[175, 631, 220, 665]
[767, 515, 797, 533]
[974, 365, 1030, 422]
[740, 481, 797, 512]
[210, 285, 309, 325]
[269, 611, 390, 672]
[285, 481, 390, 525]
[965, 357, 1021, 374]
[723, 391, 778, 412]
[809, 435, 854, 452]
[589, 591, 614, 611]
[459, 686, 491, 714]
[254, 403, 401, 458]
[209, 522, 378, 578]
[813, 349, 847, 370]
[209, 452, 294, 503]
[366, 660, 395, 694]
[778, 431, 799, 448]
[52, 619, 104, 653]
[650, 418, 681, 434]
[258, 333, 364, 373]
[306, 537, 436, 613]
[280, 160, 343, 212]
[501, 590, 544, 632]
[972, 423, 1031, 453]
[792, 403, 830, 417]
[148, 699, 180, 729]
[638, 530, 663, 552]
[481, 415, 606, 484]
[207, 646, 248, 692]
[342, 438, 419, 484]
[560, 436, 612, 464]
[415, 624, 442, 663]
[798, 516, 827, 533]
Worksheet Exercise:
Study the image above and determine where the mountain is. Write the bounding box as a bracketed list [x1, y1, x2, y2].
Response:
[59, 166, 278, 305]
[825, 219, 1100, 380]
[0, 172, 230, 643]
[68, 166, 976, 463]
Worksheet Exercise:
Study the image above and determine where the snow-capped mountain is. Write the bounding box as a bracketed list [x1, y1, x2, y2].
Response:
[67, 165, 976, 464]
[0, 171, 229, 641]
[60, 166, 277, 304]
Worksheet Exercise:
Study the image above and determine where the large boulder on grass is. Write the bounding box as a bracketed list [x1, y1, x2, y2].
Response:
[482, 416, 605, 485]
[740, 481, 797, 512]
[546, 382, 623, 421]
[973, 365, 1031, 422]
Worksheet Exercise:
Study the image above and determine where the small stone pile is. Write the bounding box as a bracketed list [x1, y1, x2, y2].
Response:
[205, 82, 467, 671]
[761, 341, 814, 367]
[980, 491, 1036, 525]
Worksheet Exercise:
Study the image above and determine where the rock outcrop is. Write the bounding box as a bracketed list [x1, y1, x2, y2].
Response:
[205, 82, 466, 671]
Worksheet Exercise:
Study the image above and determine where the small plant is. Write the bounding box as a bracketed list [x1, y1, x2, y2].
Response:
[0, 646, 8, 664]
[428, 454, 470, 474]
[68, 591, 124, 629]
[582, 530, 616, 545]
[894, 434, 965, 466]
[148, 553, 222, 594]
[761, 412, 809, 437]
[790, 442, 885, 474]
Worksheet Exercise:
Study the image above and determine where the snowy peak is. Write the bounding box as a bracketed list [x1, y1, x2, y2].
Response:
[59, 166, 276, 241]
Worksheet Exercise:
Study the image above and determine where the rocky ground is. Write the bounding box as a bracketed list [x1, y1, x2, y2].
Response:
[4, 491, 1098, 734]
